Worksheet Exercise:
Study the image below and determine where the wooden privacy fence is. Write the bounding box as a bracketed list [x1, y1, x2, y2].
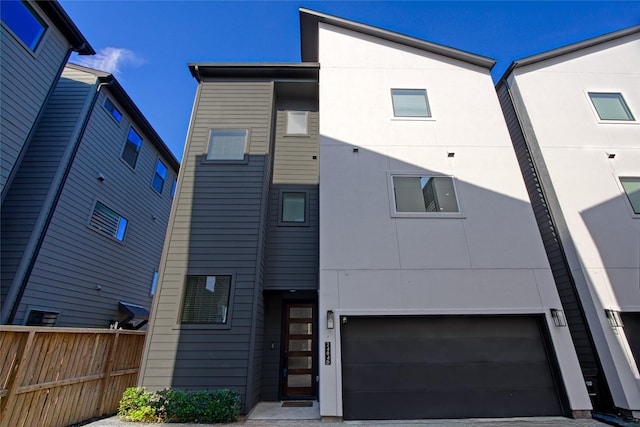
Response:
[0, 326, 146, 427]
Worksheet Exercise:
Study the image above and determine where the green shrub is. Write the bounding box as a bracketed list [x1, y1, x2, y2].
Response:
[118, 387, 161, 422]
[118, 387, 241, 423]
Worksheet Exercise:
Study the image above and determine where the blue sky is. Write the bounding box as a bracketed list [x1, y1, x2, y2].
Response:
[59, 1, 640, 162]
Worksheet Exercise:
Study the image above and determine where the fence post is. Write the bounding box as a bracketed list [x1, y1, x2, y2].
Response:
[0, 330, 36, 427]
[97, 331, 119, 416]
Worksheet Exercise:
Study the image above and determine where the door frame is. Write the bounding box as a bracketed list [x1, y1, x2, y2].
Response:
[280, 300, 318, 399]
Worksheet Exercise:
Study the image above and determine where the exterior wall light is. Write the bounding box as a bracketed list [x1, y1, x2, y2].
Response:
[327, 310, 334, 329]
[605, 309, 623, 328]
[550, 309, 567, 327]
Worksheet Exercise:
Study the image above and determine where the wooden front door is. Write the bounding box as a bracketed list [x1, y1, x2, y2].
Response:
[282, 303, 317, 398]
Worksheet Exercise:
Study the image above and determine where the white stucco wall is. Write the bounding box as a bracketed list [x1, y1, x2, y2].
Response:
[508, 32, 640, 414]
[317, 23, 591, 417]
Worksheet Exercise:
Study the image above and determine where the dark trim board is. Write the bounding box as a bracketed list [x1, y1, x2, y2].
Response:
[340, 314, 569, 420]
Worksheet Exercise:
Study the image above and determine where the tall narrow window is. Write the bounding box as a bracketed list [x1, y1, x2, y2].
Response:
[1, 1, 47, 51]
[122, 128, 142, 168]
[150, 271, 159, 296]
[152, 159, 167, 193]
[281, 192, 306, 223]
[171, 179, 177, 198]
[89, 201, 128, 241]
[589, 93, 634, 121]
[104, 98, 122, 122]
[181, 275, 232, 324]
[207, 130, 247, 160]
[620, 177, 640, 214]
[393, 176, 458, 213]
[391, 89, 431, 117]
[286, 111, 309, 134]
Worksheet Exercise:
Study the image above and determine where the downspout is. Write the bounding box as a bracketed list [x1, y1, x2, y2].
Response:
[5, 79, 112, 324]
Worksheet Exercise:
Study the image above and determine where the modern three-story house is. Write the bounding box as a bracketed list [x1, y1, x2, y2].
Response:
[140, 9, 594, 421]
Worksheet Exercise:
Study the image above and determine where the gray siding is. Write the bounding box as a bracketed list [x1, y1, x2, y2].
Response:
[1, 68, 96, 318]
[0, 4, 72, 194]
[141, 82, 274, 413]
[496, 81, 611, 409]
[2, 65, 177, 327]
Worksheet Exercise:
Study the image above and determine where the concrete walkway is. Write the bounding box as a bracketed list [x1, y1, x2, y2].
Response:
[79, 401, 610, 427]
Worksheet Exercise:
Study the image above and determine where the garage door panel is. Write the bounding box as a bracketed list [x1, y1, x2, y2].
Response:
[342, 361, 556, 392]
[344, 388, 561, 420]
[340, 315, 564, 420]
[342, 336, 547, 364]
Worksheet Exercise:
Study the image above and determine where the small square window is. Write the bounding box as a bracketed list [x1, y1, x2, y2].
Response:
[589, 93, 634, 121]
[122, 128, 142, 168]
[104, 98, 122, 123]
[281, 192, 306, 223]
[286, 111, 309, 134]
[89, 201, 128, 241]
[391, 89, 431, 117]
[181, 275, 231, 324]
[1, 1, 47, 51]
[393, 176, 459, 213]
[152, 159, 167, 193]
[207, 130, 247, 160]
[620, 177, 640, 214]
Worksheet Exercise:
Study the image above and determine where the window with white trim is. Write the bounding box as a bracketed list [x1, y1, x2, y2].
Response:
[180, 275, 232, 324]
[152, 159, 167, 193]
[122, 128, 142, 168]
[620, 177, 640, 214]
[1, 1, 47, 51]
[286, 111, 309, 134]
[392, 175, 459, 213]
[589, 93, 634, 121]
[207, 130, 247, 160]
[89, 201, 128, 241]
[391, 89, 431, 117]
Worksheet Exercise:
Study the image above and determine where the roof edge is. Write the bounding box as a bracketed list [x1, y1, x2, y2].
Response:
[299, 7, 496, 70]
[65, 63, 179, 171]
[188, 62, 320, 82]
[38, 1, 95, 55]
[499, 24, 640, 83]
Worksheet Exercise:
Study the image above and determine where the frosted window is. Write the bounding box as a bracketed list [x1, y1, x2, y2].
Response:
[207, 130, 247, 160]
[392, 89, 431, 117]
[589, 93, 634, 121]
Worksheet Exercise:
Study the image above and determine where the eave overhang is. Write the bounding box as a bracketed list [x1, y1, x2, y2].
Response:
[65, 63, 180, 172]
[188, 62, 320, 82]
[39, 1, 95, 55]
[299, 8, 496, 70]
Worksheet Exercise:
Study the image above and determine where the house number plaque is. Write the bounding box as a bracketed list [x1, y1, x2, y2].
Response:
[325, 342, 331, 365]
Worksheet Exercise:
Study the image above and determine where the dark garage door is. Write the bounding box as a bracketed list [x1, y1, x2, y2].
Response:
[340, 315, 566, 420]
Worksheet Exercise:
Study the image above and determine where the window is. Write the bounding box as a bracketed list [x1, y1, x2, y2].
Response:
[122, 128, 142, 168]
[89, 201, 128, 241]
[150, 271, 159, 296]
[620, 177, 640, 214]
[207, 130, 247, 160]
[1, 1, 46, 51]
[392, 176, 459, 213]
[281, 192, 306, 223]
[171, 178, 177, 198]
[180, 275, 231, 324]
[286, 111, 309, 134]
[589, 93, 634, 121]
[104, 98, 122, 122]
[391, 89, 431, 117]
[152, 159, 167, 193]
[25, 309, 59, 326]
